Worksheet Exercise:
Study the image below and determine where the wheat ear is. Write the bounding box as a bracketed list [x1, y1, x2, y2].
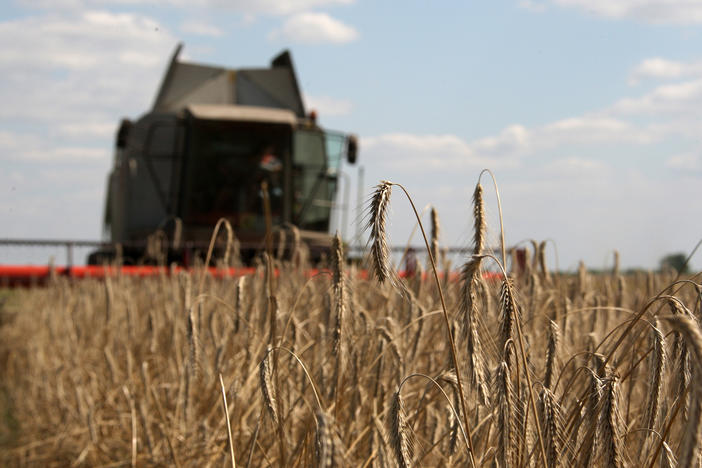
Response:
[544, 320, 560, 390]
[600, 373, 625, 467]
[499, 278, 516, 365]
[472, 183, 486, 255]
[538, 387, 562, 468]
[389, 390, 414, 468]
[643, 321, 666, 433]
[367, 181, 393, 283]
[430, 206, 440, 268]
[315, 409, 334, 468]
[259, 345, 279, 425]
[577, 369, 602, 467]
[661, 313, 702, 468]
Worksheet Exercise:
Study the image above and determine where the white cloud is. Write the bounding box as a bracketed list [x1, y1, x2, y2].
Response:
[0, 130, 109, 162]
[631, 58, 689, 81]
[0, 11, 176, 130]
[361, 126, 532, 171]
[544, 156, 609, 175]
[471, 125, 531, 157]
[359, 54, 702, 180]
[0, 10, 177, 166]
[361, 113, 657, 174]
[519, 0, 547, 12]
[19, 0, 355, 16]
[25, 147, 109, 162]
[223, 0, 354, 15]
[364, 133, 467, 152]
[610, 79, 702, 115]
[0, 11, 173, 72]
[666, 153, 701, 171]
[548, 0, 702, 24]
[540, 116, 656, 144]
[629, 57, 702, 86]
[0, 12, 166, 71]
[56, 122, 117, 139]
[304, 94, 354, 116]
[270, 12, 358, 44]
[362, 133, 491, 170]
[180, 20, 224, 37]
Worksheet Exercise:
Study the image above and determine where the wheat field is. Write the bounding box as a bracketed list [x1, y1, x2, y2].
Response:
[1, 180, 701, 467]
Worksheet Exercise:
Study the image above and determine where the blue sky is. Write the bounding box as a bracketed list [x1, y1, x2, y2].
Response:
[1, 0, 701, 270]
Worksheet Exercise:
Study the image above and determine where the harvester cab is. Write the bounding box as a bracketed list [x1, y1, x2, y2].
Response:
[90, 44, 358, 265]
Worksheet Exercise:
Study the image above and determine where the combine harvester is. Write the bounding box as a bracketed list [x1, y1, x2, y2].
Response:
[1, 45, 359, 285]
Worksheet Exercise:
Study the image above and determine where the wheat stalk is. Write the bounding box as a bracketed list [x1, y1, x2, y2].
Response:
[494, 360, 516, 468]
[219, 373, 237, 468]
[332, 232, 345, 357]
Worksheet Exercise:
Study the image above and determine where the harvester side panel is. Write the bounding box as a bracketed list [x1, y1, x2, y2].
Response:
[118, 114, 181, 241]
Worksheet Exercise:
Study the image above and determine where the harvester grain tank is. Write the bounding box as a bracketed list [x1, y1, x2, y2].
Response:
[90, 44, 358, 264]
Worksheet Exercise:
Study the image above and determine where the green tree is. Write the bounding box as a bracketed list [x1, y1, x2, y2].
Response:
[659, 252, 689, 274]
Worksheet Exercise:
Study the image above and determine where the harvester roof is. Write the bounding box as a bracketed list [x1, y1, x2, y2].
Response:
[152, 44, 306, 118]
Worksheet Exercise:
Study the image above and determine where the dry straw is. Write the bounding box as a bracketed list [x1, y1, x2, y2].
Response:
[5, 171, 702, 467]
